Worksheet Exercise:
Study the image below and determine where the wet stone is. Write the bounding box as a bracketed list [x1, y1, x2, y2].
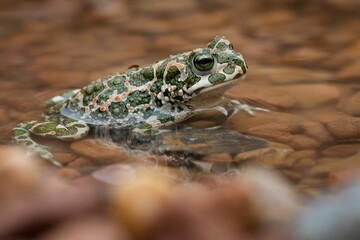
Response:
[337, 61, 360, 81]
[326, 116, 360, 140]
[307, 152, 360, 176]
[322, 143, 360, 158]
[70, 139, 129, 165]
[343, 91, 360, 116]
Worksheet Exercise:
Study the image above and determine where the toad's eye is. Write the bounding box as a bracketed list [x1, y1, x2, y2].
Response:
[193, 53, 215, 72]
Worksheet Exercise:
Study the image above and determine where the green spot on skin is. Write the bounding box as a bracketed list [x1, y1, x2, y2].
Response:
[165, 66, 181, 85]
[156, 60, 169, 80]
[113, 108, 120, 115]
[12, 128, 27, 136]
[141, 108, 155, 119]
[32, 123, 57, 134]
[127, 90, 151, 107]
[216, 52, 232, 64]
[224, 65, 235, 74]
[109, 102, 128, 118]
[209, 73, 226, 84]
[85, 85, 93, 94]
[113, 76, 125, 85]
[138, 122, 152, 130]
[216, 42, 228, 51]
[141, 67, 154, 81]
[17, 136, 28, 140]
[72, 124, 87, 128]
[94, 82, 103, 91]
[150, 81, 164, 94]
[234, 59, 247, 74]
[157, 113, 175, 124]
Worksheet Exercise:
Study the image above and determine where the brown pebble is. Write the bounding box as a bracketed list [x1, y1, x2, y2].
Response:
[234, 146, 294, 168]
[70, 139, 129, 165]
[247, 66, 334, 84]
[55, 167, 82, 179]
[0, 146, 41, 198]
[289, 134, 321, 150]
[53, 152, 78, 165]
[38, 215, 128, 240]
[108, 167, 177, 238]
[307, 152, 360, 176]
[288, 150, 317, 170]
[344, 91, 360, 116]
[293, 158, 316, 170]
[0, 107, 10, 125]
[68, 157, 94, 168]
[286, 84, 340, 109]
[247, 123, 295, 143]
[281, 169, 302, 183]
[277, 47, 328, 65]
[337, 61, 360, 81]
[322, 143, 360, 158]
[326, 115, 360, 140]
[224, 110, 304, 134]
[298, 177, 328, 188]
[300, 121, 335, 143]
[225, 83, 296, 109]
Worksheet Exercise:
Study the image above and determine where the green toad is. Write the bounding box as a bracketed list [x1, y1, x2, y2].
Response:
[13, 36, 248, 166]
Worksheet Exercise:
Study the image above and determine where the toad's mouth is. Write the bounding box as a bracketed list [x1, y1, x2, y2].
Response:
[187, 76, 246, 108]
[194, 75, 245, 95]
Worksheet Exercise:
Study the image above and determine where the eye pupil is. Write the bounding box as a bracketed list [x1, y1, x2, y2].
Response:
[193, 53, 215, 72]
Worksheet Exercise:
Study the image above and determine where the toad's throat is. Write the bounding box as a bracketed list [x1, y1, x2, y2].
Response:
[187, 76, 245, 108]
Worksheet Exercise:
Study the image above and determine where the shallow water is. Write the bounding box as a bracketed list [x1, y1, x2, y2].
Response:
[1, 0, 360, 195]
[2, 1, 360, 239]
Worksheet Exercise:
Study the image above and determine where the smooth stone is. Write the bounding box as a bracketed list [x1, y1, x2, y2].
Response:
[322, 143, 360, 158]
[307, 152, 360, 176]
[70, 139, 129, 165]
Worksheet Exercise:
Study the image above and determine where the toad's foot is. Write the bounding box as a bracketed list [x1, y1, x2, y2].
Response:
[12, 119, 89, 167]
[224, 98, 271, 116]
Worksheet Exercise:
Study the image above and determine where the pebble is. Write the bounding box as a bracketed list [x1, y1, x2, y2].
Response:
[300, 121, 335, 143]
[307, 152, 360, 176]
[225, 83, 296, 109]
[38, 216, 128, 240]
[234, 144, 294, 168]
[108, 167, 177, 238]
[70, 139, 129, 165]
[285, 84, 341, 109]
[325, 115, 360, 140]
[0, 146, 41, 198]
[337, 61, 360, 81]
[0, 107, 9, 125]
[322, 143, 360, 158]
[55, 168, 82, 180]
[277, 47, 328, 65]
[247, 66, 334, 84]
[224, 111, 304, 143]
[281, 169, 302, 183]
[343, 91, 360, 116]
[53, 152, 78, 165]
[288, 150, 317, 167]
[67, 157, 94, 168]
[293, 158, 317, 170]
[289, 134, 321, 150]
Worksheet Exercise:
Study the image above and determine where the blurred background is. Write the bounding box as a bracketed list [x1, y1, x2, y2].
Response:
[1, 0, 360, 239]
